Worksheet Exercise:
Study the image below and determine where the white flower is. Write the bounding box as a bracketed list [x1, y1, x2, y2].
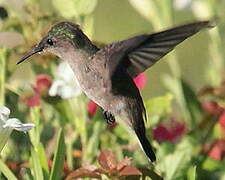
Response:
[174, 0, 192, 10]
[0, 106, 35, 152]
[49, 62, 82, 99]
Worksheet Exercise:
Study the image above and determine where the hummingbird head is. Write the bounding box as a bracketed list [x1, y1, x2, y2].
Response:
[18, 22, 95, 64]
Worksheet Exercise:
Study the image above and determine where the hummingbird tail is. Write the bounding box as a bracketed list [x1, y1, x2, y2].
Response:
[135, 128, 156, 162]
[125, 97, 156, 162]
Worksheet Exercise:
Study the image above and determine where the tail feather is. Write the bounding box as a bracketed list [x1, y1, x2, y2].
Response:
[127, 96, 156, 162]
[122, 84, 156, 162]
[135, 129, 156, 162]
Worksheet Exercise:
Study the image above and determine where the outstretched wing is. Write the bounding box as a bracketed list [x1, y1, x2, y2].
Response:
[101, 21, 214, 77]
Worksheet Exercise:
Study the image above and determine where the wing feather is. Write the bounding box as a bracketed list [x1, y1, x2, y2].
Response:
[126, 21, 214, 77]
[98, 21, 214, 77]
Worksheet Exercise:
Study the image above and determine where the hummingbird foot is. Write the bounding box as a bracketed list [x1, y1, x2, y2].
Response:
[103, 111, 115, 125]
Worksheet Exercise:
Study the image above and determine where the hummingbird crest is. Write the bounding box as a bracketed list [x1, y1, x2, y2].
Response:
[49, 22, 76, 39]
[48, 22, 87, 48]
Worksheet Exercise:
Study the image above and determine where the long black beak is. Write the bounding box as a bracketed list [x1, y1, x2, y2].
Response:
[17, 46, 43, 65]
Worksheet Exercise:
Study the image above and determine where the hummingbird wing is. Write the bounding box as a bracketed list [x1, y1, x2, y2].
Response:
[104, 21, 214, 77]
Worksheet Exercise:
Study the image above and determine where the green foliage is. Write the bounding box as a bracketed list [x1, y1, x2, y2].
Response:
[187, 166, 196, 180]
[181, 80, 203, 128]
[49, 129, 65, 180]
[145, 93, 173, 116]
[145, 93, 173, 126]
[30, 148, 44, 180]
[0, 48, 6, 105]
[0, 159, 18, 180]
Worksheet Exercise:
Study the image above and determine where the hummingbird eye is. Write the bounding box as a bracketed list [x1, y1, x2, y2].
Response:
[46, 38, 54, 46]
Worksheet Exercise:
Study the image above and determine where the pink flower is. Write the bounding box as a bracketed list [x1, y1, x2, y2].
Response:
[207, 140, 225, 161]
[24, 94, 41, 107]
[202, 101, 224, 115]
[33, 74, 52, 95]
[133, 73, 147, 90]
[153, 120, 186, 143]
[219, 111, 225, 130]
[87, 101, 98, 116]
[21, 74, 52, 108]
[202, 101, 225, 134]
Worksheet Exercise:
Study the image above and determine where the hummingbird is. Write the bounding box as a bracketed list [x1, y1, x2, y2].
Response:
[18, 20, 213, 162]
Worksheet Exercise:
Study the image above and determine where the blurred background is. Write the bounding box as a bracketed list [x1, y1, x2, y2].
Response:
[0, 0, 224, 179]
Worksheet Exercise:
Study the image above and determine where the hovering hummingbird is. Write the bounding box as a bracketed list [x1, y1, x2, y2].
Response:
[18, 20, 213, 162]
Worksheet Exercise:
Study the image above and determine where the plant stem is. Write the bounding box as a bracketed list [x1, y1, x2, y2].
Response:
[207, 28, 224, 85]
[0, 48, 6, 106]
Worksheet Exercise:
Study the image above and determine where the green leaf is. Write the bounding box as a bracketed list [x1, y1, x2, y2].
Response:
[29, 107, 48, 180]
[30, 149, 44, 180]
[163, 76, 204, 128]
[202, 158, 223, 171]
[163, 75, 187, 116]
[0, 159, 18, 180]
[145, 93, 173, 123]
[49, 128, 66, 180]
[0, 128, 12, 153]
[162, 151, 186, 180]
[70, 98, 88, 149]
[84, 120, 104, 163]
[187, 166, 196, 180]
[54, 100, 73, 125]
[29, 107, 42, 148]
[37, 144, 49, 179]
[114, 121, 131, 141]
[181, 80, 203, 128]
[157, 136, 196, 180]
[157, 142, 175, 158]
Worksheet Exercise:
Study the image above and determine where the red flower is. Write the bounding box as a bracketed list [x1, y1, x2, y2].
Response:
[33, 74, 52, 95]
[202, 101, 224, 115]
[153, 125, 171, 142]
[24, 94, 41, 107]
[219, 111, 225, 130]
[153, 120, 186, 143]
[202, 101, 225, 134]
[21, 74, 52, 108]
[207, 140, 225, 161]
[133, 73, 147, 90]
[87, 101, 98, 116]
